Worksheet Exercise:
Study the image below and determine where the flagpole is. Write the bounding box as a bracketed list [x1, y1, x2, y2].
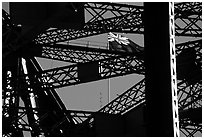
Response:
[107, 34, 110, 104]
[108, 78, 110, 103]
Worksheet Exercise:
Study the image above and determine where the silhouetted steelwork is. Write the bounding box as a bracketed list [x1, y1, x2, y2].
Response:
[39, 43, 128, 63]
[35, 3, 144, 44]
[21, 40, 200, 89]
[98, 78, 145, 114]
[174, 2, 202, 37]
[35, 2, 201, 44]
[2, 9, 12, 27]
[3, 75, 200, 136]
[2, 58, 74, 136]
[2, 2, 202, 137]
[176, 39, 201, 63]
[25, 54, 144, 89]
[63, 75, 201, 136]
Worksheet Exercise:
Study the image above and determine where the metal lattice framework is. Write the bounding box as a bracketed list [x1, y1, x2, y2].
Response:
[20, 40, 200, 90]
[98, 78, 145, 114]
[2, 57, 75, 137]
[32, 39, 201, 66]
[27, 54, 144, 89]
[35, 3, 144, 44]
[31, 38, 202, 134]
[2, 2, 202, 137]
[34, 2, 201, 44]
[68, 77, 202, 136]
[174, 2, 202, 37]
[55, 72, 201, 136]
[178, 80, 202, 111]
[2, 105, 96, 136]
[176, 39, 202, 64]
[43, 39, 200, 136]
[39, 43, 128, 63]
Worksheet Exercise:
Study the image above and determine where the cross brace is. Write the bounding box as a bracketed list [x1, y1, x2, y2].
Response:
[34, 2, 201, 44]
[25, 54, 144, 89]
[17, 39, 201, 90]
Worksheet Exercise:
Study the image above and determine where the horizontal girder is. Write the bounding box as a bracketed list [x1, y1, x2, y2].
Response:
[176, 39, 201, 64]
[34, 7, 143, 44]
[84, 2, 143, 23]
[174, 2, 202, 18]
[174, 2, 202, 37]
[33, 39, 201, 66]
[35, 40, 202, 79]
[34, 2, 201, 44]
[28, 55, 144, 89]
[39, 43, 130, 63]
[21, 39, 201, 89]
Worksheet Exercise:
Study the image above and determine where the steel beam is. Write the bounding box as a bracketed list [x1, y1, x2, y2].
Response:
[174, 2, 202, 37]
[39, 43, 129, 63]
[34, 2, 201, 44]
[176, 39, 201, 64]
[23, 40, 201, 91]
[35, 9, 143, 44]
[23, 55, 144, 89]
[144, 2, 174, 136]
[37, 39, 201, 64]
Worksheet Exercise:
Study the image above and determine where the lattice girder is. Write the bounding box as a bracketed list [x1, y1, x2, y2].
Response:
[40, 43, 129, 63]
[24, 55, 144, 89]
[35, 2, 201, 44]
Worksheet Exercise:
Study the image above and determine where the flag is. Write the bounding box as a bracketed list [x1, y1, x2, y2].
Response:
[108, 32, 144, 53]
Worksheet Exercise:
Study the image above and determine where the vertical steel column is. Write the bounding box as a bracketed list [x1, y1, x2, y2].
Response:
[144, 2, 175, 136]
[169, 2, 180, 137]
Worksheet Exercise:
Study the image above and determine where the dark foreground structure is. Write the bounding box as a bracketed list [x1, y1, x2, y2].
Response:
[2, 2, 202, 137]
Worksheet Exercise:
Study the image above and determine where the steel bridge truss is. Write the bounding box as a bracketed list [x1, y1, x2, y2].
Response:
[39, 43, 130, 63]
[6, 74, 200, 136]
[35, 2, 201, 44]
[35, 3, 144, 44]
[36, 39, 201, 65]
[174, 2, 202, 37]
[176, 39, 202, 65]
[23, 54, 144, 89]
[66, 77, 202, 137]
[3, 38, 201, 136]
[2, 2, 202, 137]
[23, 39, 200, 90]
